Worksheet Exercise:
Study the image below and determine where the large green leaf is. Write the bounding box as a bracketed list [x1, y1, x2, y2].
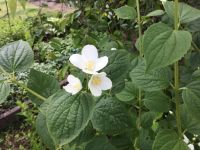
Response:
[0, 76, 10, 104]
[8, 0, 17, 17]
[143, 23, 192, 71]
[114, 5, 136, 20]
[102, 50, 131, 93]
[163, 1, 200, 24]
[129, 57, 170, 91]
[27, 69, 60, 105]
[85, 136, 117, 150]
[39, 94, 56, 115]
[182, 79, 200, 122]
[180, 104, 200, 135]
[46, 90, 95, 146]
[141, 112, 157, 129]
[115, 81, 138, 102]
[36, 113, 55, 150]
[139, 129, 155, 150]
[70, 122, 95, 146]
[152, 129, 188, 150]
[143, 91, 171, 112]
[91, 97, 131, 134]
[0, 40, 34, 73]
[110, 133, 135, 150]
[147, 10, 165, 17]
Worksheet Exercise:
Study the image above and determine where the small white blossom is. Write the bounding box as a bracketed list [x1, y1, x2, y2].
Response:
[88, 72, 112, 97]
[111, 48, 117, 51]
[183, 135, 189, 144]
[69, 45, 108, 74]
[63, 75, 82, 95]
[188, 144, 194, 150]
[108, 11, 113, 16]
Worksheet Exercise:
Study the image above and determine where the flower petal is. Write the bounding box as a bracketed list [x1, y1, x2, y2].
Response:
[89, 85, 102, 96]
[100, 76, 112, 90]
[88, 78, 102, 96]
[94, 56, 108, 72]
[82, 45, 98, 60]
[69, 54, 83, 69]
[82, 69, 97, 75]
[67, 75, 79, 83]
[63, 85, 79, 95]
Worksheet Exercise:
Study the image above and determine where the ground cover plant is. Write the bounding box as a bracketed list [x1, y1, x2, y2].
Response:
[0, 0, 200, 150]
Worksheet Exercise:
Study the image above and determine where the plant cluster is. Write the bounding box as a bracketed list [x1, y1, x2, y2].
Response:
[0, 0, 200, 150]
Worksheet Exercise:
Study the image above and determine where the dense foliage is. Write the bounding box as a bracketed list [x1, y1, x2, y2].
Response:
[1, 0, 200, 150]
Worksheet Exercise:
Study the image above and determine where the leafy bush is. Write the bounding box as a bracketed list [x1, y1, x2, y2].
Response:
[1, 0, 200, 150]
[0, 19, 29, 47]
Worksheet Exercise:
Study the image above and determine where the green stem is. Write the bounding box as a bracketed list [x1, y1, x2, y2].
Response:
[138, 89, 142, 128]
[13, 80, 46, 101]
[136, 0, 142, 129]
[136, 0, 142, 56]
[174, 62, 182, 137]
[174, 0, 182, 137]
[4, 0, 12, 33]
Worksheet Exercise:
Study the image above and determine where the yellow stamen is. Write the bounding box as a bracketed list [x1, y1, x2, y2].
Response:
[73, 83, 81, 90]
[85, 60, 95, 71]
[92, 76, 102, 85]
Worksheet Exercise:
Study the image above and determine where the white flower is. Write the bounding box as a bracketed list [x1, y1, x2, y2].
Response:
[63, 75, 82, 95]
[88, 72, 112, 96]
[111, 48, 117, 51]
[69, 45, 108, 74]
[188, 144, 194, 150]
[183, 135, 189, 144]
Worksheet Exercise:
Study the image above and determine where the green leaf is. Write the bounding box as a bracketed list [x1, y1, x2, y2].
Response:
[146, 10, 165, 17]
[36, 113, 55, 150]
[143, 91, 171, 112]
[141, 112, 157, 129]
[27, 69, 60, 105]
[91, 97, 131, 134]
[152, 129, 188, 150]
[0, 76, 10, 104]
[70, 122, 95, 146]
[85, 136, 117, 150]
[0, 40, 34, 73]
[8, 0, 17, 17]
[115, 81, 138, 102]
[189, 52, 200, 69]
[110, 133, 135, 150]
[39, 93, 57, 115]
[182, 79, 200, 122]
[186, 18, 200, 32]
[129, 57, 170, 91]
[143, 23, 192, 71]
[114, 5, 136, 20]
[46, 90, 95, 146]
[102, 50, 131, 93]
[180, 104, 200, 135]
[163, 1, 200, 24]
[139, 129, 154, 150]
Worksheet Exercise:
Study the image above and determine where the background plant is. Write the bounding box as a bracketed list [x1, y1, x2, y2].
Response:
[0, 0, 200, 150]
